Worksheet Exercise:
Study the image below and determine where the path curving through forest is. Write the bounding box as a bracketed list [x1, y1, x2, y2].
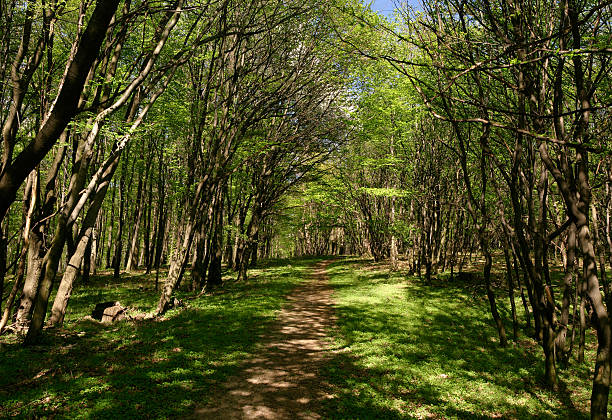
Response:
[192, 259, 337, 419]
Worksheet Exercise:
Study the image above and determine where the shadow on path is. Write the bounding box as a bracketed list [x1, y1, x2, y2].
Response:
[192, 260, 336, 419]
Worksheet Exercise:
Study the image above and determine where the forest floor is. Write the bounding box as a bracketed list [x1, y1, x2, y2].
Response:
[0, 256, 601, 418]
[321, 258, 594, 419]
[191, 259, 337, 419]
[0, 258, 321, 418]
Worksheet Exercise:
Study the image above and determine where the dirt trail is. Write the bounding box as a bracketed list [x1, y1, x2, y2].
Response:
[192, 260, 337, 419]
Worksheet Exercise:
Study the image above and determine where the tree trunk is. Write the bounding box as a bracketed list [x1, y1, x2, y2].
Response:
[48, 160, 118, 326]
[126, 175, 144, 272]
[156, 179, 206, 315]
[250, 231, 259, 268]
[579, 288, 586, 363]
[0, 0, 121, 223]
[113, 160, 127, 280]
[557, 222, 576, 362]
[47, 226, 92, 327]
[106, 183, 116, 268]
[82, 235, 92, 284]
[15, 231, 44, 326]
[23, 215, 68, 344]
[503, 246, 518, 341]
[482, 245, 508, 347]
[206, 189, 224, 289]
[0, 228, 6, 315]
[190, 231, 207, 291]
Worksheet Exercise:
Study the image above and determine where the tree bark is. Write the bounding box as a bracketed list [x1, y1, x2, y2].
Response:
[557, 222, 576, 363]
[0, 0, 121, 222]
[156, 179, 206, 315]
[48, 159, 118, 327]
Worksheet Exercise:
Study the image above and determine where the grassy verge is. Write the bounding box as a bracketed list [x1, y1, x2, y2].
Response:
[322, 258, 595, 419]
[0, 257, 320, 419]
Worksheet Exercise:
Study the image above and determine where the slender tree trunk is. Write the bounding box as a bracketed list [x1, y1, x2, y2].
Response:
[82, 235, 92, 284]
[508, 236, 531, 330]
[113, 161, 127, 280]
[0, 172, 37, 332]
[190, 230, 206, 291]
[503, 245, 518, 341]
[237, 210, 261, 283]
[250, 231, 259, 268]
[106, 184, 116, 268]
[144, 154, 154, 272]
[557, 222, 576, 362]
[47, 226, 92, 327]
[48, 160, 118, 326]
[126, 175, 144, 272]
[0, 228, 6, 314]
[206, 188, 224, 289]
[579, 224, 611, 417]
[482, 243, 508, 347]
[390, 197, 398, 271]
[156, 179, 206, 315]
[579, 287, 586, 363]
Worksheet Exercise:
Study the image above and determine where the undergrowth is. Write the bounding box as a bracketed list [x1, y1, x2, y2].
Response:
[322, 257, 595, 419]
[0, 257, 319, 419]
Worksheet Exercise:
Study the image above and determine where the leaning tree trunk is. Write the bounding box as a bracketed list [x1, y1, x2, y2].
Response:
[0, 0, 121, 223]
[23, 215, 69, 344]
[156, 179, 206, 315]
[578, 221, 611, 419]
[48, 158, 119, 327]
[0, 228, 5, 315]
[0, 172, 40, 332]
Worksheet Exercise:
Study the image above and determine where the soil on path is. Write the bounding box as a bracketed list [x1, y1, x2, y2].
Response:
[192, 260, 337, 419]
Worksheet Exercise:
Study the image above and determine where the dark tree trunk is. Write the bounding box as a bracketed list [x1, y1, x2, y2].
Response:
[557, 222, 577, 362]
[206, 186, 225, 289]
[82, 237, 92, 284]
[249, 231, 259, 268]
[106, 183, 116, 268]
[0, 0, 121, 222]
[503, 246, 518, 341]
[0, 228, 6, 315]
[113, 160, 127, 280]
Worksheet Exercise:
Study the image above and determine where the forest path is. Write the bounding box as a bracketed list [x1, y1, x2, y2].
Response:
[192, 259, 337, 419]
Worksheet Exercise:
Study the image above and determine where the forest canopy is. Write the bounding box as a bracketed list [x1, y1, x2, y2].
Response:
[1, 0, 612, 418]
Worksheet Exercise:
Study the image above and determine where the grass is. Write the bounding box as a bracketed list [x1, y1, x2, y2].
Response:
[1, 256, 601, 419]
[321, 257, 596, 419]
[0, 257, 321, 419]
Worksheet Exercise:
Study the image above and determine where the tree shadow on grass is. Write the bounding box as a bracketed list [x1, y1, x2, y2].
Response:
[322, 259, 589, 419]
[0, 258, 319, 418]
[252, 255, 335, 270]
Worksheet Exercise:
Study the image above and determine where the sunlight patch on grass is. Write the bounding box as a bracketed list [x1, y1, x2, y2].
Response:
[323, 258, 593, 419]
[0, 257, 321, 418]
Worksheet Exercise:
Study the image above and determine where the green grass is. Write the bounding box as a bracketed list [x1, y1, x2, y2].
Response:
[322, 258, 595, 419]
[1, 256, 600, 419]
[0, 257, 321, 419]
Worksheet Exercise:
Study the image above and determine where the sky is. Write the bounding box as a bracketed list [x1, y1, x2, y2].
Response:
[368, 0, 421, 17]
[370, 0, 396, 15]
